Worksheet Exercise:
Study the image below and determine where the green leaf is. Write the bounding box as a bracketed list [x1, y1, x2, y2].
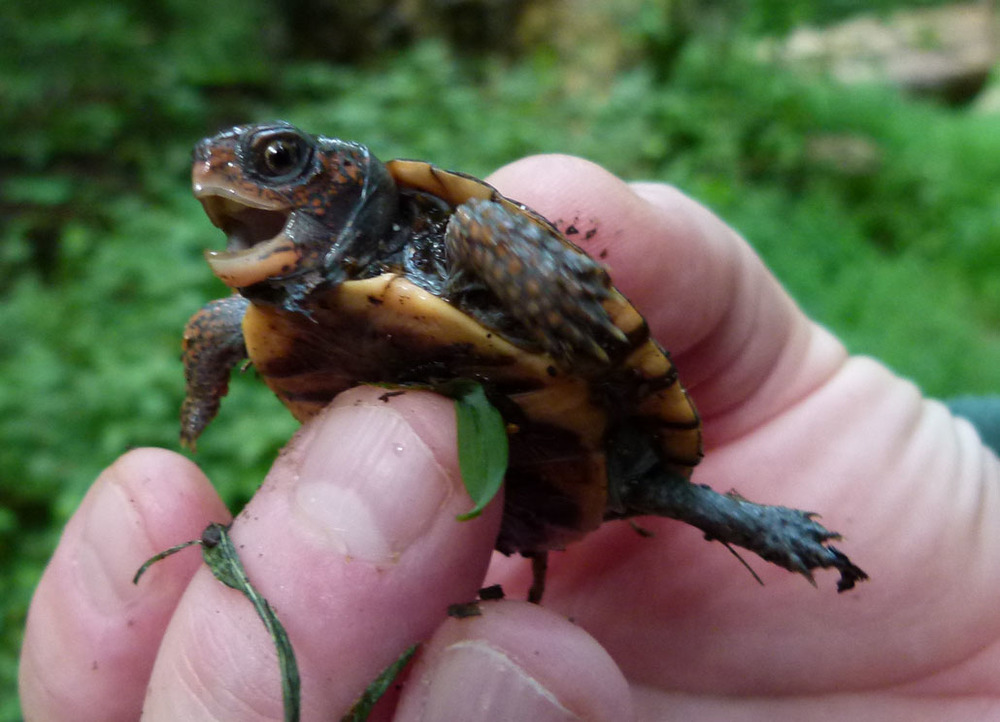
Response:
[447, 380, 508, 521]
[135, 523, 301, 722]
[199, 523, 301, 722]
[131, 537, 201, 584]
[341, 644, 419, 722]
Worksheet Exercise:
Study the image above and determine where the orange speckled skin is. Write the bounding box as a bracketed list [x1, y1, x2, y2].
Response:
[180, 123, 866, 593]
[192, 125, 368, 212]
[180, 294, 249, 449]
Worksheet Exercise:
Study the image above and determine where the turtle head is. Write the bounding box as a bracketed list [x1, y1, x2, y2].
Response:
[192, 122, 397, 298]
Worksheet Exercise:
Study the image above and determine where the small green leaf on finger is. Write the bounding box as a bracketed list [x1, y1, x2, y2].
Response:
[443, 380, 508, 521]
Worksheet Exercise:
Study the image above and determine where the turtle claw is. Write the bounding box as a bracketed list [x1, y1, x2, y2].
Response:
[828, 546, 869, 592]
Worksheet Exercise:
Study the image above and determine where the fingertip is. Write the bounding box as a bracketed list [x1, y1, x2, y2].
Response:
[394, 600, 632, 721]
[111, 447, 231, 541]
[20, 448, 229, 722]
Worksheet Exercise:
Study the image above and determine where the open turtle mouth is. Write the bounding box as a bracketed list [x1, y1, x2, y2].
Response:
[200, 195, 290, 253]
[194, 190, 302, 288]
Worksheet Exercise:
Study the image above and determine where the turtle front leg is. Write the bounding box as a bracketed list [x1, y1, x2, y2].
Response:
[446, 198, 627, 368]
[180, 294, 250, 449]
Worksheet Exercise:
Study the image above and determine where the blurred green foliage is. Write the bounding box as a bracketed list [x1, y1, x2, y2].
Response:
[2, 0, 998, 716]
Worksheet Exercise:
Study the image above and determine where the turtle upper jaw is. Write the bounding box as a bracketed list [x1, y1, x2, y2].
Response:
[193, 186, 302, 289]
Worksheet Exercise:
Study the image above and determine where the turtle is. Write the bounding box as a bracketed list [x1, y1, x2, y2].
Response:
[181, 121, 867, 602]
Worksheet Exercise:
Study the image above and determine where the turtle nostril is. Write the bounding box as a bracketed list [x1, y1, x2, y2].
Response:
[192, 138, 214, 163]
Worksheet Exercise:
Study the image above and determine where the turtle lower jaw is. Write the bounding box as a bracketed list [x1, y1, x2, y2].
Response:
[196, 193, 301, 289]
[204, 235, 301, 289]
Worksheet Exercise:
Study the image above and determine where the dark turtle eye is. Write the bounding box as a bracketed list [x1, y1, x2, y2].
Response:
[263, 139, 299, 175]
[248, 130, 311, 181]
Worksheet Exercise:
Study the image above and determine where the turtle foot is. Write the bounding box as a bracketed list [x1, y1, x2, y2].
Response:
[622, 475, 868, 591]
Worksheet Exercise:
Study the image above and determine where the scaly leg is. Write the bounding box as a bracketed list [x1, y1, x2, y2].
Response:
[526, 552, 549, 604]
[180, 294, 249, 449]
[618, 469, 867, 592]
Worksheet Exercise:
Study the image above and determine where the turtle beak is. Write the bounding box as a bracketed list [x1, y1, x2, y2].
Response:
[192, 169, 302, 288]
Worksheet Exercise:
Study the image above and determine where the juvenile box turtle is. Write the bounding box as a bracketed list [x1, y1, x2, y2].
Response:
[182, 122, 867, 601]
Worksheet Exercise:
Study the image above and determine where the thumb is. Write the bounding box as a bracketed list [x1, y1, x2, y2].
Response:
[143, 387, 503, 721]
[394, 601, 633, 721]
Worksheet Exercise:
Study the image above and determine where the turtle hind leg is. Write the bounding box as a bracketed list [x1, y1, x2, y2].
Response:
[445, 198, 627, 368]
[622, 475, 868, 592]
[608, 428, 867, 591]
[525, 552, 549, 604]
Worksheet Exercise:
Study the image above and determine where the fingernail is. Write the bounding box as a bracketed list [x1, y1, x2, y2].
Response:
[420, 641, 579, 721]
[294, 400, 454, 563]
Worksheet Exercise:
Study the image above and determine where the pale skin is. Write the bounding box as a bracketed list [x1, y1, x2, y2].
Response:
[19, 155, 1000, 721]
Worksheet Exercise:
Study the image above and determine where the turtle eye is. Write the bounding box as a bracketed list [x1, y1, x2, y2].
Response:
[263, 139, 299, 175]
[248, 131, 311, 181]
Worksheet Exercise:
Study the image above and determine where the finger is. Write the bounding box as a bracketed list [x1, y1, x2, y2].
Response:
[19, 449, 229, 722]
[487, 156, 847, 442]
[141, 387, 503, 721]
[393, 601, 632, 721]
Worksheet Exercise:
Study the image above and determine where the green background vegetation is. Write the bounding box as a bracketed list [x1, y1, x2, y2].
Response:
[2, 0, 999, 715]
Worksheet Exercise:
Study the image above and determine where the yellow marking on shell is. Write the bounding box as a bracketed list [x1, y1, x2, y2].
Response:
[627, 340, 672, 380]
[641, 387, 702, 471]
[242, 305, 297, 361]
[206, 233, 301, 288]
[625, 338, 702, 472]
[665, 433, 702, 469]
[626, 341, 697, 424]
[386, 160, 562, 238]
[241, 304, 329, 421]
[386, 160, 496, 207]
[634, 383, 694, 424]
[337, 274, 532, 355]
[509, 383, 607, 453]
[603, 290, 647, 338]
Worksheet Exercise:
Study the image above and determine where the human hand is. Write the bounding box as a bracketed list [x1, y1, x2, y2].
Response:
[20, 157, 1000, 721]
